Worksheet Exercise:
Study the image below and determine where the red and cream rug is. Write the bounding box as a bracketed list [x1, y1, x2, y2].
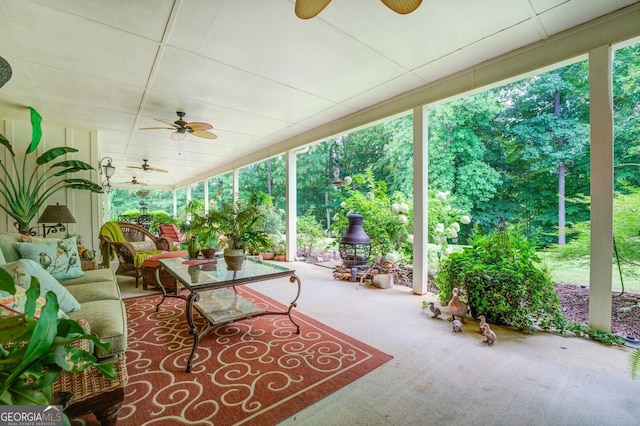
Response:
[74, 287, 392, 425]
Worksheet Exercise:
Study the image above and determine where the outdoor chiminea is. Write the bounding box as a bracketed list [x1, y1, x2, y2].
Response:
[339, 213, 371, 282]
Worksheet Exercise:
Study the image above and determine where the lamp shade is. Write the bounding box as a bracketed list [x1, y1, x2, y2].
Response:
[0, 55, 11, 89]
[37, 204, 77, 224]
[104, 163, 115, 178]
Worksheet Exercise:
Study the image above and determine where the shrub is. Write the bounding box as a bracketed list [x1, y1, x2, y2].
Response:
[297, 208, 325, 257]
[436, 226, 566, 332]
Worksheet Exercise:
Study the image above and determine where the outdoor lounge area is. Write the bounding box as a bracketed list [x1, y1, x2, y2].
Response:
[2, 1, 640, 425]
[111, 261, 639, 425]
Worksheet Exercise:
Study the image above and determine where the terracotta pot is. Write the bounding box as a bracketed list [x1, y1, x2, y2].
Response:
[276, 255, 286, 261]
[201, 248, 216, 259]
[261, 252, 275, 260]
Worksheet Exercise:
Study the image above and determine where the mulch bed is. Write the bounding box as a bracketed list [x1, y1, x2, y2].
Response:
[555, 283, 640, 339]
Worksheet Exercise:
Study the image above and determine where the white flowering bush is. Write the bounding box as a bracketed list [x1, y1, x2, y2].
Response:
[429, 190, 472, 255]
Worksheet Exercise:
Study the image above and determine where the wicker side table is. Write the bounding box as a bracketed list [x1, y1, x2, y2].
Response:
[81, 260, 97, 271]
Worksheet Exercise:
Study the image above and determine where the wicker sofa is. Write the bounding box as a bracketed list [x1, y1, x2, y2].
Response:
[0, 232, 128, 425]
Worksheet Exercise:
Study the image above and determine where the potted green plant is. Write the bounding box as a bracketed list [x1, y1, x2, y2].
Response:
[0, 107, 103, 233]
[187, 209, 219, 258]
[273, 238, 286, 261]
[206, 197, 271, 270]
[0, 268, 115, 415]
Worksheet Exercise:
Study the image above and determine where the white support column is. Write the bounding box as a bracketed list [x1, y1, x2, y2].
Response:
[186, 185, 192, 224]
[286, 149, 297, 261]
[413, 106, 429, 295]
[588, 45, 614, 332]
[233, 169, 239, 200]
[204, 179, 209, 213]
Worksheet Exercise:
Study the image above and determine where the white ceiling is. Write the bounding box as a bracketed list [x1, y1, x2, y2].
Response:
[0, 0, 638, 189]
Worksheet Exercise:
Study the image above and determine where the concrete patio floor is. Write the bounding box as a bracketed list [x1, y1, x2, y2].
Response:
[117, 261, 639, 426]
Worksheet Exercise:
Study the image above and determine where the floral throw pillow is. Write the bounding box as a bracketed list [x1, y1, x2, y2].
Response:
[16, 236, 84, 281]
[0, 259, 80, 313]
[0, 285, 67, 319]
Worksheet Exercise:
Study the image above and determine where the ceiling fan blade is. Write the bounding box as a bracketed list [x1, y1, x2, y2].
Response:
[149, 166, 168, 173]
[191, 130, 217, 140]
[155, 119, 180, 128]
[139, 126, 176, 131]
[126, 165, 143, 170]
[380, 0, 422, 14]
[186, 122, 213, 131]
[295, 0, 332, 19]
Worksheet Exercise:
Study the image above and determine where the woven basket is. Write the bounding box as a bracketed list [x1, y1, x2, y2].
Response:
[52, 355, 128, 404]
[52, 319, 128, 404]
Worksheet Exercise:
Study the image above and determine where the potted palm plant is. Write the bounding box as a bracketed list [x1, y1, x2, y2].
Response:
[206, 197, 271, 270]
[0, 107, 103, 233]
[187, 212, 219, 258]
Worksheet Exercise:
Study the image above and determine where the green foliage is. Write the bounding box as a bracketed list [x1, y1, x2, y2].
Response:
[201, 196, 271, 251]
[436, 227, 566, 332]
[297, 207, 326, 257]
[547, 188, 640, 281]
[0, 107, 102, 232]
[0, 269, 115, 410]
[150, 210, 177, 232]
[562, 322, 624, 345]
[630, 349, 640, 380]
[250, 191, 285, 239]
[331, 169, 413, 263]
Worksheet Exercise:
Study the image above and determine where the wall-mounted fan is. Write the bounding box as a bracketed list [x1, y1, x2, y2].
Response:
[139, 111, 217, 141]
[120, 177, 148, 186]
[295, 0, 422, 19]
[127, 159, 168, 173]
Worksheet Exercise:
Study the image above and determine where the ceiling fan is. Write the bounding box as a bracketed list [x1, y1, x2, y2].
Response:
[139, 111, 217, 141]
[127, 159, 168, 173]
[120, 177, 148, 186]
[295, 0, 422, 19]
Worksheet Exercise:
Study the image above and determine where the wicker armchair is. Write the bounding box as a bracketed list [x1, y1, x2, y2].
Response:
[99, 222, 173, 287]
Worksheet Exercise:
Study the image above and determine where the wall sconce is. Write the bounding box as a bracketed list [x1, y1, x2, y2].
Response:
[35, 203, 77, 237]
[99, 156, 115, 192]
[99, 157, 115, 178]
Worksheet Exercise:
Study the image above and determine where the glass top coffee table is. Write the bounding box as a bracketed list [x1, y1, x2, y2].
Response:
[155, 256, 301, 372]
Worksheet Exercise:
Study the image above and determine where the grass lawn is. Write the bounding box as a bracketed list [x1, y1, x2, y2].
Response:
[539, 251, 640, 294]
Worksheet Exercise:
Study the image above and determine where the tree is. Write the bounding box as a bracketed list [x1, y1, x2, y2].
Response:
[499, 62, 591, 245]
[427, 92, 503, 233]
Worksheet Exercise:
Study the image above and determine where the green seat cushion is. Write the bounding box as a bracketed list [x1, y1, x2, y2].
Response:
[1, 258, 81, 313]
[65, 281, 122, 304]
[69, 299, 127, 359]
[16, 236, 84, 281]
[62, 269, 117, 286]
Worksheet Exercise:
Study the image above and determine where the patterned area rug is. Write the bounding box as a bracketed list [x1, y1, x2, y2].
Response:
[74, 288, 392, 426]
